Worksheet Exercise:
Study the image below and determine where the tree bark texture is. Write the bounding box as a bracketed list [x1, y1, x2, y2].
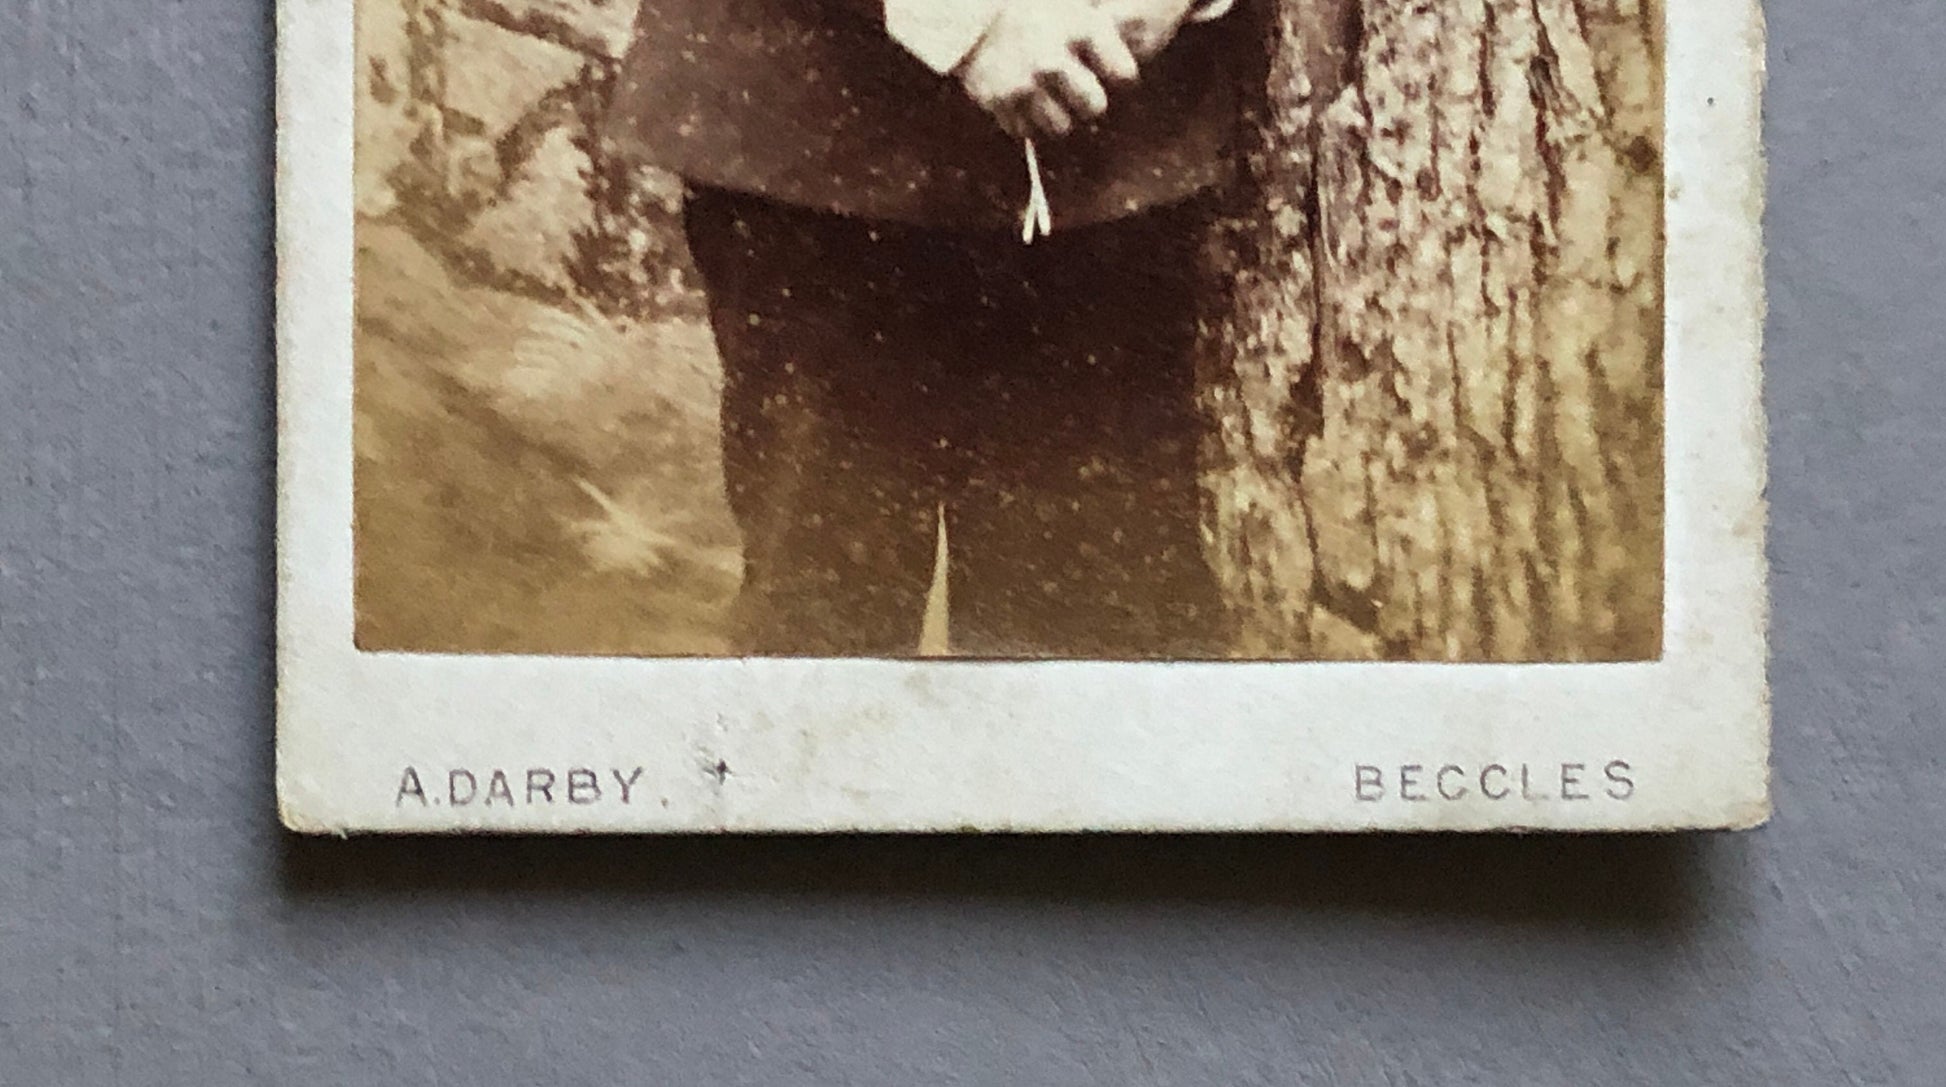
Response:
[1199, 0, 1664, 661]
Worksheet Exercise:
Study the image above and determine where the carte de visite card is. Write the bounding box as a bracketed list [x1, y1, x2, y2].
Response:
[277, 0, 1768, 834]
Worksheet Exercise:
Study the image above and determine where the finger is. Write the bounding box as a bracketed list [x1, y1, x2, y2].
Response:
[993, 92, 1045, 141]
[990, 100, 1031, 141]
[1039, 60, 1109, 122]
[1077, 24, 1141, 86]
[1022, 92, 1075, 138]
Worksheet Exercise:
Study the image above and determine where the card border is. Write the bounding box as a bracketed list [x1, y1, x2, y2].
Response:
[277, 0, 1769, 835]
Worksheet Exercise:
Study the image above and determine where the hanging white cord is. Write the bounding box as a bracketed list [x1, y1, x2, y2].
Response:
[1020, 138, 1052, 244]
[1000, 0, 1239, 245]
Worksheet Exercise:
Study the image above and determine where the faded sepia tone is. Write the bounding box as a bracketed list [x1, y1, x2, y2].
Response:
[352, 0, 1663, 661]
[1200, 0, 1664, 660]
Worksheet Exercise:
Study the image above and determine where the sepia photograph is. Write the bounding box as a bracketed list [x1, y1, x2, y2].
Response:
[279, 0, 1763, 834]
[349, 0, 1666, 662]
[42, 0, 1946, 1073]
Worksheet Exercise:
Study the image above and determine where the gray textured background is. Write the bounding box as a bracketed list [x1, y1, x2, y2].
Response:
[3, 2, 1940, 1082]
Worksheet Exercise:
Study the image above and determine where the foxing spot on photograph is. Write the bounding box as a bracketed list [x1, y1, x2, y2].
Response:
[352, 0, 1664, 661]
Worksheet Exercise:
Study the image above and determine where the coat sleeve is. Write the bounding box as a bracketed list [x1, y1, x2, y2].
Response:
[801, 0, 1001, 76]
[882, 0, 1006, 74]
[870, 0, 1240, 78]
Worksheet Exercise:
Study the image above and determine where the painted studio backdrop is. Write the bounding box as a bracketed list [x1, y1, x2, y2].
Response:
[352, 0, 1664, 661]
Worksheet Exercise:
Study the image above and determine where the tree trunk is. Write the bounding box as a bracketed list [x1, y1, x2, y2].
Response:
[1200, 0, 1664, 662]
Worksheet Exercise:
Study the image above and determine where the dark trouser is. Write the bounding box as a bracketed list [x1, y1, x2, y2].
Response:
[682, 188, 1227, 658]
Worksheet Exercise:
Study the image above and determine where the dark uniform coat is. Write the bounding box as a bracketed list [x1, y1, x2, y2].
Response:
[602, 0, 1251, 229]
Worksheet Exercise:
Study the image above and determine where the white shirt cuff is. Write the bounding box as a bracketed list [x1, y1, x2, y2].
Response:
[886, 0, 1006, 75]
[1187, 0, 1236, 21]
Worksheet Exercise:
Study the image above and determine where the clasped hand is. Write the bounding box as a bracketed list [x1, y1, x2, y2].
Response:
[957, 0, 1200, 140]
